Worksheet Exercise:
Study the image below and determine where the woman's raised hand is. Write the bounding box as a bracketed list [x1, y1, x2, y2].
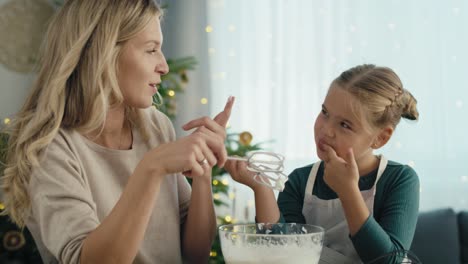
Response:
[180, 97, 234, 172]
[139, 97, 234, 179]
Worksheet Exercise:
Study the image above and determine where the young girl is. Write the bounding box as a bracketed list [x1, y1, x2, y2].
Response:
[1, 0, 233, 263]
[225, 64, 420, 263]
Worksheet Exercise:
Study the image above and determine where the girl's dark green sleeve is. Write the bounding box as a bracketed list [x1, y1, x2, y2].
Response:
[350, 165, 420, 263]
[277, 167, 311, 224]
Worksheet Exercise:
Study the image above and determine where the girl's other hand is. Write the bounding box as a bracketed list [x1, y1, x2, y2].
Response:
[322, 145, 359, 195]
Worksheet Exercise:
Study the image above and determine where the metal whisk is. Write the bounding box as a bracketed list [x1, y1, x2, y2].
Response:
[228, 151, 288, 191]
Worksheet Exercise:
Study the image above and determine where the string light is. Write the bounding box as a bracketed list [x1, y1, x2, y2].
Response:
[4, 118, 11, 125]
[210, 251, 217, 257]
[225, 215, 232, 222]
[228, 192, 235, 200]
[205, 25, 213, 33]
[168, 90, 175, 97]
[201, 98, 208, 105]
[213, 193, 221, 200]
[219, 72, 227, 80]
[221, 179, 229, 186]
[208, 47, 216, 55]
[212, 179, 219, 186]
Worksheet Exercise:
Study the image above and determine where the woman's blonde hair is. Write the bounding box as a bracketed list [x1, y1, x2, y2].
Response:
[333, 64, 419, 130]
[1, 0, 162, 227]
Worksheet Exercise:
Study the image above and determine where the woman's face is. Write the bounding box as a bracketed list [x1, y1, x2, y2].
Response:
[117, 15, 169, 108]
[314, 85, 379, 166]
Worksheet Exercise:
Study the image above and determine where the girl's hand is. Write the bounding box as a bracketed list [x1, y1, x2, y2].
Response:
[322, 145, 359, 196]
[224, 159, 259, 190]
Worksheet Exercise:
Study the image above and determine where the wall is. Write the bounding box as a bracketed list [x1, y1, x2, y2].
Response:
[0, 0, 39, 122]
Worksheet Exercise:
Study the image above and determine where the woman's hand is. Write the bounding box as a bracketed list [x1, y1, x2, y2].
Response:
[181, 96, 235, 178]
[322, 145, 359, 196]
[179, 97, 235, 262]
[139, 132, 221, 178]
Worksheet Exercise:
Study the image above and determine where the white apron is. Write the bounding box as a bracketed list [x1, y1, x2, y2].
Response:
[302, 156, 387, 264]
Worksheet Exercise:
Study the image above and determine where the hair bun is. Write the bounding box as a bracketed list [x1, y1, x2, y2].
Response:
[401, 90, 419, 121]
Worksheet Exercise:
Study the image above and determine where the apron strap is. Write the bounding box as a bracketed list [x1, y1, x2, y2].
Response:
[373, 155, 388, 195]
[304, 162, 321, 203]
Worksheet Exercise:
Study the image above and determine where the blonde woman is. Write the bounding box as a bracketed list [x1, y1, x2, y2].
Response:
[1, 0, 233, 263]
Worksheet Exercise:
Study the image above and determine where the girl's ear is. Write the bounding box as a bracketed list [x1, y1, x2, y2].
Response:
[372, 126, 394, 149]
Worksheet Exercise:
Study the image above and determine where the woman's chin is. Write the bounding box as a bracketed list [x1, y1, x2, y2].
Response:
[125, 99, 153, 109]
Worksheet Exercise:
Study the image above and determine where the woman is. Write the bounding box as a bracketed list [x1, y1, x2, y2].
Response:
[1, 0, 233, 263]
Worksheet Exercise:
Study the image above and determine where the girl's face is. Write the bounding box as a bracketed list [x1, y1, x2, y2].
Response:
[117, 15, 169, 108]
[314, 85, 381, 167]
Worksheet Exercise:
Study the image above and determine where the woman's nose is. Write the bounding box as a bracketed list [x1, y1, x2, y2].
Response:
[156, 60, 169, 75]
[156, 54, 169, 75]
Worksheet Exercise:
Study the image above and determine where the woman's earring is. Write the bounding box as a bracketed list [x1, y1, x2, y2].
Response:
[152, 90, 164, 106]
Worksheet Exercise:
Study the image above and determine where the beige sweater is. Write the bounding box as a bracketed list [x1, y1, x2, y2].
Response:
[26, 108, 192, 264]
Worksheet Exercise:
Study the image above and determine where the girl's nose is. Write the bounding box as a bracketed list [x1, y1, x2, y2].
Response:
[323, 123, 335, 138]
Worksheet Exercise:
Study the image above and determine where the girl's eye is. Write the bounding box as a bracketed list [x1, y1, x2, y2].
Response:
[148, 49, 157, 54]
[341, 122, 351, 130]
[321, 109, 328, 116]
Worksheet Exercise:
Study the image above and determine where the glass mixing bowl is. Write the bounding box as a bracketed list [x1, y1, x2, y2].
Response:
[219, 223, 324, 264]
